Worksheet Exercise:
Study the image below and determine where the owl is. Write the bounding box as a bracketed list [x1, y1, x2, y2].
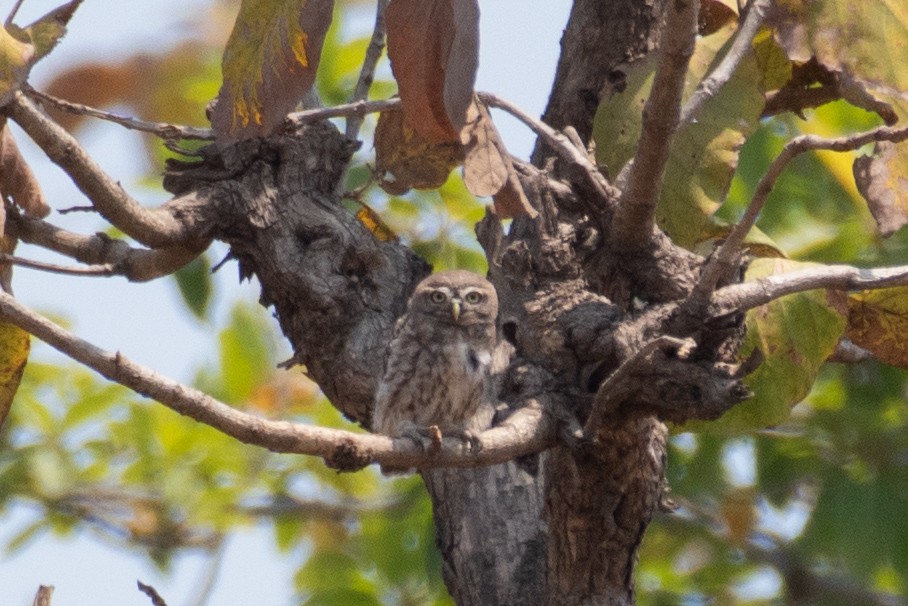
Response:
[372, 270, 500, 450]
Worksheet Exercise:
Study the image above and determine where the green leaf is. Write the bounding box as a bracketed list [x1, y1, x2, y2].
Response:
[210, 0, 335, 144]
[700, 259, 846, 433]
[173, 254, 213, 320]
[594, 25, 791, 249]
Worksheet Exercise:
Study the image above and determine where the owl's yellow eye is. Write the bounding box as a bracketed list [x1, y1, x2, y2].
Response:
[464, 291, 483, 304]
[430, 290, 447, 304]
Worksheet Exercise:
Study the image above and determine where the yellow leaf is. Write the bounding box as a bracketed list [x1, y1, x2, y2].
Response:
[210, 0, 335, 144]
[0, 321, 30, 431]
[356, 205, 398, 242]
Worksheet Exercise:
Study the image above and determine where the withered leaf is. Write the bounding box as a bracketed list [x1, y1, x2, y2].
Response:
[0, 320, 30, 433]
[853, 141, 908, 237]
[460, 99, 535, 218]
[0, 121, 51, 219]
[847, 287, 908, 368]
[699, 0, 737, 37]
[385, 0, 479, 143]
[210, 0, 334, 145]
[461, 100, 507, 197]
[375, 108, 464, 194]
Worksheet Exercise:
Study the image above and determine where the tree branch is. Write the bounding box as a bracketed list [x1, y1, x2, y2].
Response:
[9, 214, 204, 282]
[345, 0, 389, 140]
[6, 93, 200, 248]
[612, 0, 699, 250]
[713, 263, 908, 313]
[0, 291, 554, 470]
[678, 0, 771, 126]
[478, 91, 619, 204]
[25, 87, 214, 141]
[692, 124, 908, 308]
[0, 252, 115, 277]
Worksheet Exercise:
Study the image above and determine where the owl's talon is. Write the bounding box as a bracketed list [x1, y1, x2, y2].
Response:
[449, 428, 484, 454]
[399, 424, 442, 454]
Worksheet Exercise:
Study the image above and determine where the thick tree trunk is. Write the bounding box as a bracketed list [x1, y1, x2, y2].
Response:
[163, 2, 750, 605]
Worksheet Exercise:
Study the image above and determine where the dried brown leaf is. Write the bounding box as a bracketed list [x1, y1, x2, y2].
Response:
[492, 172, 536, 220]
[385, 0, 479, 143]
[853, 141, 908, 237]
[0, 122, 51, 219]
[375, 108, 463, 194]
[847, 287, 908, 368]
[461, 101, 508, 197]
[699, 0, 738, 36]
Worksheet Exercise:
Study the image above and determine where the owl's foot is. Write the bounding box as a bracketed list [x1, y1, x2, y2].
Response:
[398, 424, 483, 455]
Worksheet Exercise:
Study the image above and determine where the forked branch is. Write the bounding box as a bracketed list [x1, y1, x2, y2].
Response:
[691, 124, 908, 308]
[7, 93, 200, 248]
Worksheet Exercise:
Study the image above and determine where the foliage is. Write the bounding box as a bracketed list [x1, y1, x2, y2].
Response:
[2, 0, 908, 604]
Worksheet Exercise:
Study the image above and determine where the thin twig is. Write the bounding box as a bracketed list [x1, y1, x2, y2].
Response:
[26, 87, 215, 141]
[713, 263, 908, 314]
[0, 252, 115, 276]
[346, 0, 389, 139]
[5, 0, 24, 27]
[690, 124, 908, 309]
[477, 91, 618, 203]
[285, 97, 401, 129]
[137, 581, 169, 606]
[612, 0, 699, 251]
[679, 0, 771, 126]
[0, 291, 554, 469]
[10, 214, 204, 282]
[32, 586, 54, 606]
[8, 92, 197, 248]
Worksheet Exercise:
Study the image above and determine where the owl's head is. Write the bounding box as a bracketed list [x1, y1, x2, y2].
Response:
[410, 270, 498, 326]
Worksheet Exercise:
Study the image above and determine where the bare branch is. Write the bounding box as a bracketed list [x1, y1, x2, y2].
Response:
[137, 582, 169, 606]
[0, 252, 114, 276]
[713, 263, 908, 313]
[692, 124, 908, 308]
[0, 291, 554, 470]
[32, 586, 54, 606]
[613, 0, 699, 250]
[7, 92, 197, 248]
[477, 91, 618, 203]
[345, 0, 389, 139]
[9, 214, 204, 282]
[25, 87, 215, 141]
[285, 97, 401, 130]
[679, 0, 771, 126]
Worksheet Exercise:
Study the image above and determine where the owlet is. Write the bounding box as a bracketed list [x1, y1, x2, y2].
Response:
[372, 270, 499, 447]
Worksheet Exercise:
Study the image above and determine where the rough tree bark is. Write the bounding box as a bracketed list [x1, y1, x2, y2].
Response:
[154, 1, 754, 605]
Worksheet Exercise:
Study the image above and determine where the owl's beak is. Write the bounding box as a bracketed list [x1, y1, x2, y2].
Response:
[450, 298, 462, 321]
